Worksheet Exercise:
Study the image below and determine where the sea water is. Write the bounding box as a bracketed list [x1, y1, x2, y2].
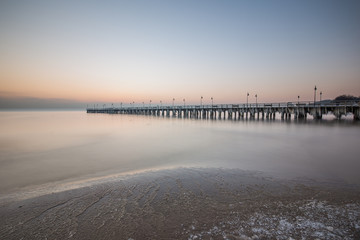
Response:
[0, 111, 359, 195]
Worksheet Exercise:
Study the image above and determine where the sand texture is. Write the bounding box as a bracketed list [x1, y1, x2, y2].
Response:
[1, 168, 359, 239]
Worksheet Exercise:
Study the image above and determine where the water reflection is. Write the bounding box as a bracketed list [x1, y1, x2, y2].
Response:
[0, 111, 359, 194]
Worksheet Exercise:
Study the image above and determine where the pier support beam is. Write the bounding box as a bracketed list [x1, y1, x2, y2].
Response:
[228, 111, 232, 120]
[354, 108, 360, 120]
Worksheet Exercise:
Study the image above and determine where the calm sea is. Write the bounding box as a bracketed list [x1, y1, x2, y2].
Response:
[0, 111, 359, 196]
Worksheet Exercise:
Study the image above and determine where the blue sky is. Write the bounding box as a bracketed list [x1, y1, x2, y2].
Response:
[1, 0, 359, 107]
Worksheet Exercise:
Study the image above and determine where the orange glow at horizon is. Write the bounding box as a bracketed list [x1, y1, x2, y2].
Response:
[1, 64, 360, 105]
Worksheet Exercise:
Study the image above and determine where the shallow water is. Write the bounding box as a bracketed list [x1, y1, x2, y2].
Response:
[0, 111, 359, 195]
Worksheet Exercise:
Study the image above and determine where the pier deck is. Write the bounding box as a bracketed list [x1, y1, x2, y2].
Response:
[87, 101, 360, 120]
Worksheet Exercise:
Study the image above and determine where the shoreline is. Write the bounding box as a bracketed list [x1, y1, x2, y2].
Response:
[1, 166, 359, 204]
[1, 168, 359, 239]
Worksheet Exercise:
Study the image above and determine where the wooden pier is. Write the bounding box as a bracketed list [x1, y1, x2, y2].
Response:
[87, 101, 360, 120]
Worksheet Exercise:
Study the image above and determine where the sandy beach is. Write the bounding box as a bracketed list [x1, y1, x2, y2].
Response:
[1, 168, 359, 240]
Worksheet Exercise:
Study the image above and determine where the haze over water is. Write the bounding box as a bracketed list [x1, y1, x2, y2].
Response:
[1, 111, 359, 196]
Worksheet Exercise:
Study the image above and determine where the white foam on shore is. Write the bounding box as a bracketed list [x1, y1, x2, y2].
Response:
[187, 200, 360, 239]
[0, 166, 209, 203]
[0, 166, 169, 203]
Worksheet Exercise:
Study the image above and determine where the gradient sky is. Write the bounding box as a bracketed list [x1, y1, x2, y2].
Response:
[1, 0, 359, 107]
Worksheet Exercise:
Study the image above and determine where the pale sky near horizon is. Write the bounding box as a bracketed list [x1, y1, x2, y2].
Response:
[1, 0, 359, 107]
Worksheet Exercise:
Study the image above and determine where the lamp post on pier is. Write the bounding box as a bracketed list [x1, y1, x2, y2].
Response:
[314, 85, 317, 106]
[298, 96, 300, 104]
[247, 93, 249, 108]
[211, 97, 213, 108]
[255, 94, 258, 107]
[320, 91, 322, 103]
[201, 96, 203, 107]
[160, 100, 162, 107]
[183, 98, 185, 107]
[172, 98, 175, 107]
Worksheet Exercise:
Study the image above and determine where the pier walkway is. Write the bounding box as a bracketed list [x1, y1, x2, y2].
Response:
[87, 101, 360, 120]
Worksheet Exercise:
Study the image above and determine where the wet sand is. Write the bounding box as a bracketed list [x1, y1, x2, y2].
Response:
[1, 168, 359, 239]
